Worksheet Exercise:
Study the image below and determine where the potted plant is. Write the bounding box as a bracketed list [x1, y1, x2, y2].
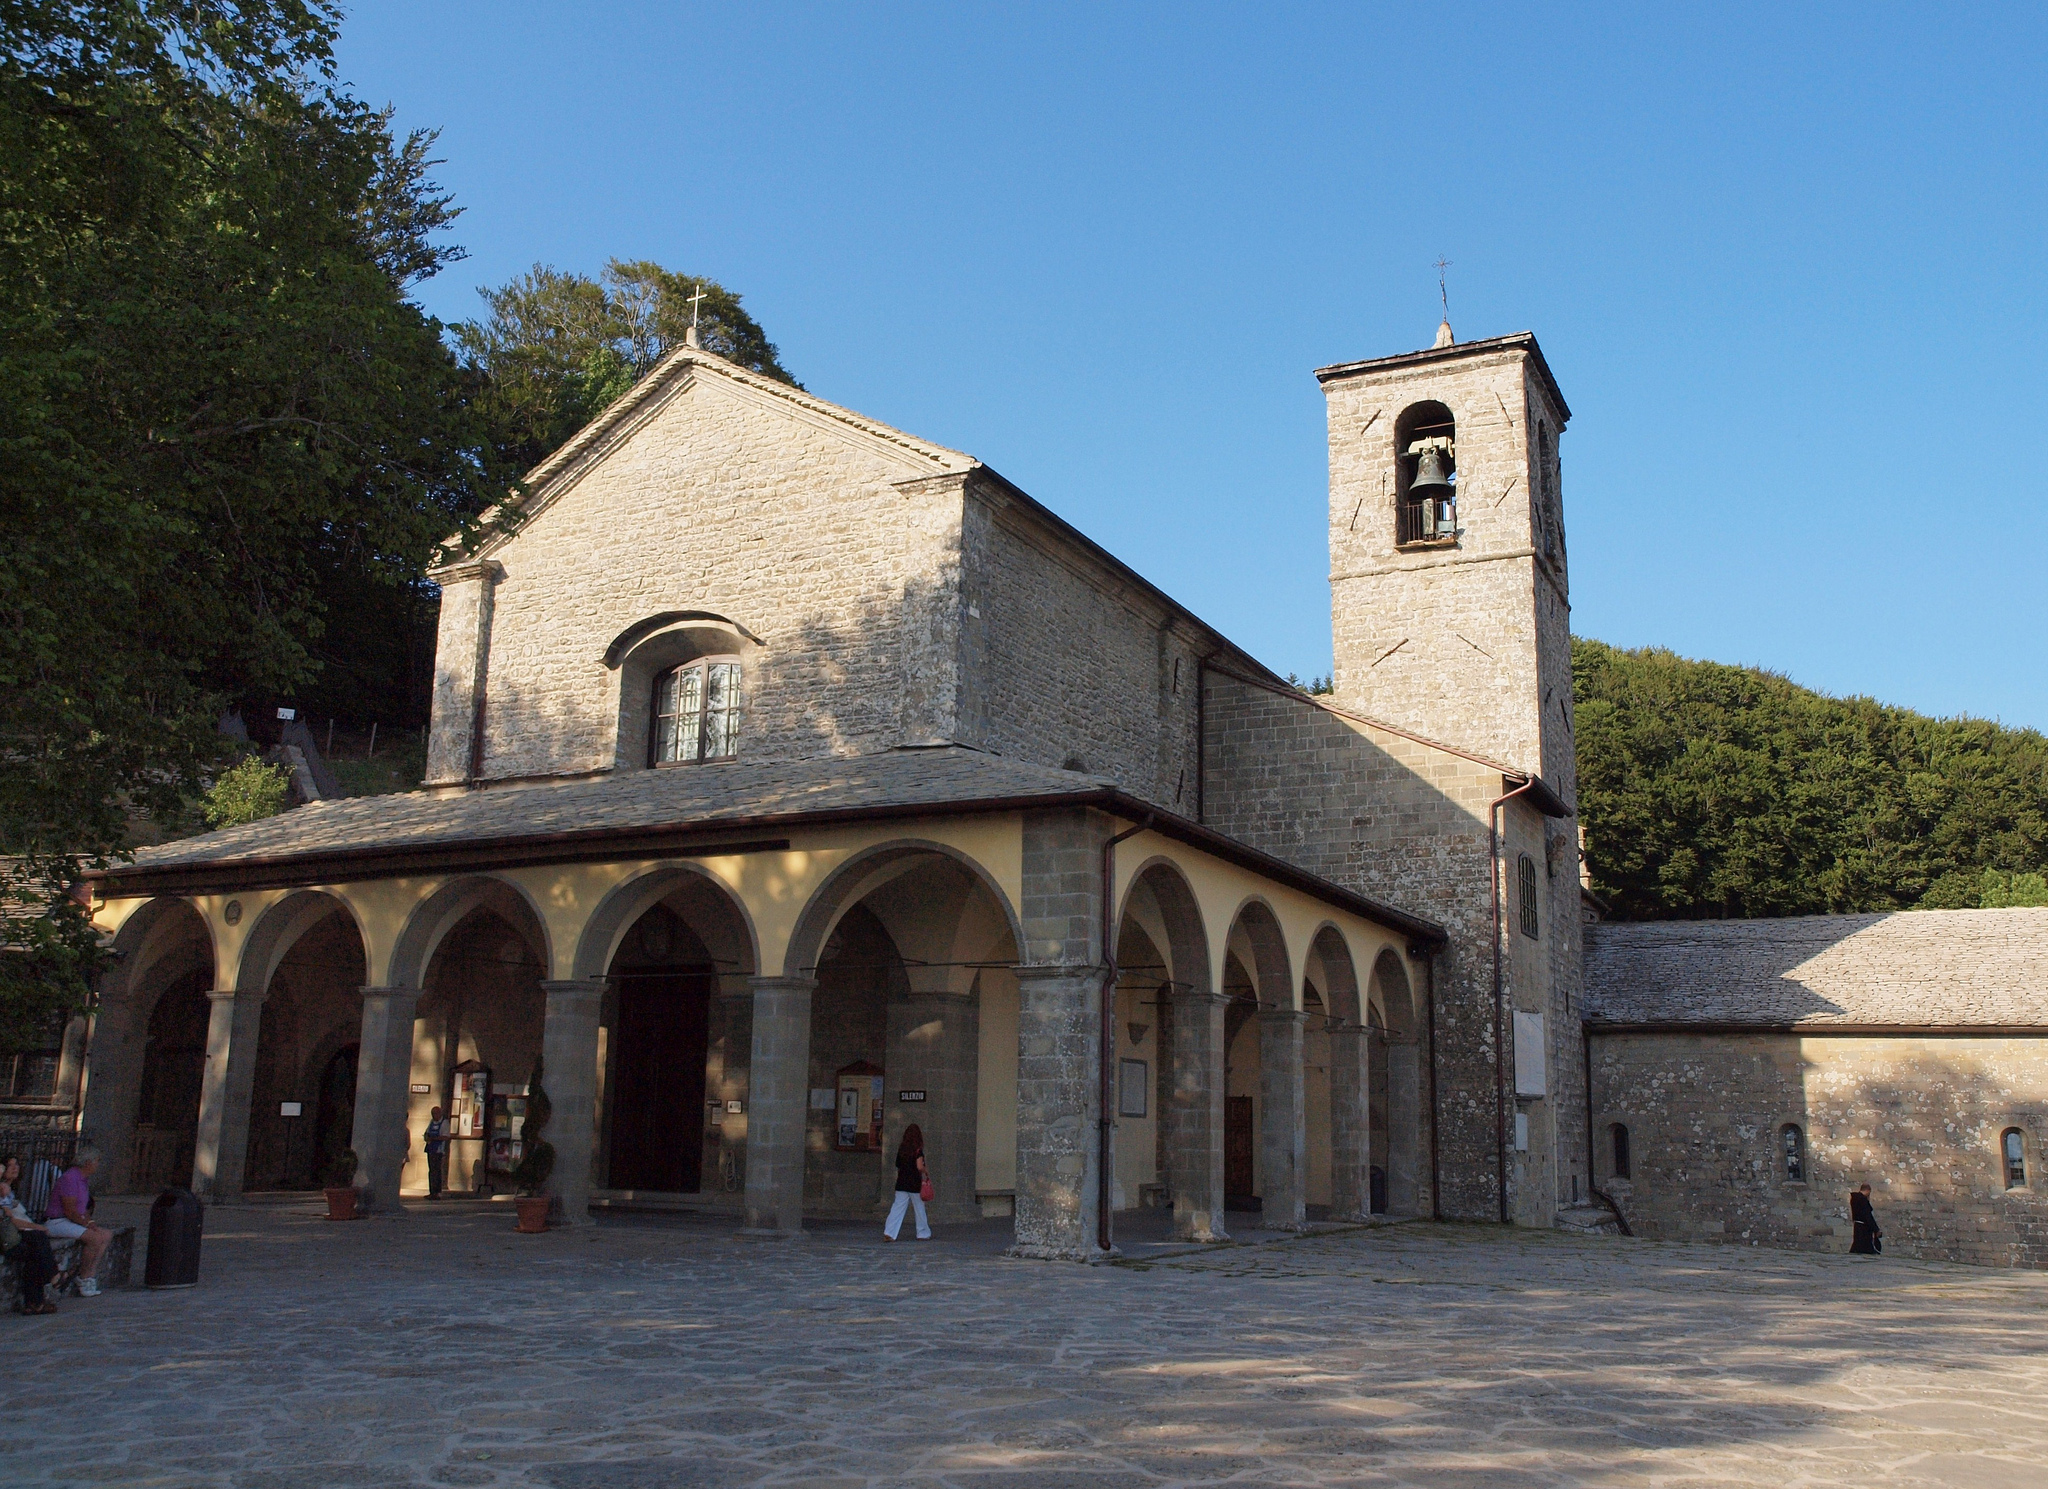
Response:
[510, 1058, 555, 1233]
[323, 1148, 361, 1221]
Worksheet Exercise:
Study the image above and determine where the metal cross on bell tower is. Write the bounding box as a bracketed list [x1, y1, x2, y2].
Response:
[1433, 257, 1454, 348]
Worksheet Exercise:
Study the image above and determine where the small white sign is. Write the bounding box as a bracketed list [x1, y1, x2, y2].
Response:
[279, 1101, 302, 1117]
[896, 1089, 927, 1103]
[725, 1099, 744, 1114]
[410, 1083, 432, 1094]
[275, 707, 296, 721]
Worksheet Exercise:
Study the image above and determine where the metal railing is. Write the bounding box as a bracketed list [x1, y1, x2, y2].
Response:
[0, 1128, 78, 1218]
[1396, 495, 1458, 546]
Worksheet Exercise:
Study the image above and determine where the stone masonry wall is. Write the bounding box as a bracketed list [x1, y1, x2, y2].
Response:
[962, 487, 1202, 812]
[469, 374, 958, 781]
[1591, 1032, 2048, 1268]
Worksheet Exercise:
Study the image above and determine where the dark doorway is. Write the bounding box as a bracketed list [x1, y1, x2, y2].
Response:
[608, 970, 712, 1191]
[312, 1043, 359, 1183]
[1225, 1094, 1258, 1209]
[134, 969, 213, 1190]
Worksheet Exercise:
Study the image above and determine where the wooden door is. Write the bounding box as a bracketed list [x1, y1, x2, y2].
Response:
[1225, 1094, 1256, 1205]
[608, 969, 711, 1192]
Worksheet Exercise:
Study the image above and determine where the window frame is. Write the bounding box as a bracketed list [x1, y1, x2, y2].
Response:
[1517, 853, 1540, 940]
[1611, 1122, 1630, 1181]
[649, 654, 743, 767]
[2003, 1127, 2027, 1189]
[1779, 1122, 1806, 1184]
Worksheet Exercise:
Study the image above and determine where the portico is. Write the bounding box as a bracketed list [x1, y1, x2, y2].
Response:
[85, 749, 1438, 1256]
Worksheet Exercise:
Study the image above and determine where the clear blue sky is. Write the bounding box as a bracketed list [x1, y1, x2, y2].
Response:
[336, 3, 2048, 730]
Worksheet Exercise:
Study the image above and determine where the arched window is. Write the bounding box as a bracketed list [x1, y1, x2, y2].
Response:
[1518, 853, 1539, 939]
[1394, 401, 1457, 546]
[1780, 1123, 1806, 1183]
[1611, 1122, 1630, 1180]
[651, 657, 742, 765]
[2003, 1128, 2026, 1189]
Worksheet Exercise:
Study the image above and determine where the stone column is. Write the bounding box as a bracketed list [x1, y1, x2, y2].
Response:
[190, 988, 265, 1202]
[1327, 1024, 1370, 1221]
[886, 982, 979, 1224]
[741, 975, 815, 1237]
[1257, 1007, 1308, 1230]
[1387, 1037, 1423, 1216]
[1168, 984, 1231, 1242]
[539, 979, 606, 1227]
[1008, 964, 1104, 1260]
[423, 558, 501, 787]
[350, 986, 421, 1214]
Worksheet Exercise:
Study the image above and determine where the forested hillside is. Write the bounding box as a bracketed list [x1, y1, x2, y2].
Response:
[1573, 639, 2048, 920]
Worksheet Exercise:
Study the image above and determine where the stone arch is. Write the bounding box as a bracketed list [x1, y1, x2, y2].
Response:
[1305, 925, 1367, 1219]
[782, 839, 1023, 981]
[1223, 897, 1292, 1010]
[235, 889, 366, 995]
[1367, 947, 1424, 1215]
[387, 875, 552, 993]
[84, 897, 216, 1194]
[240, 898, 369, 1196]
[572, 863, 761, 983]
[1116, 857, 1212, 997]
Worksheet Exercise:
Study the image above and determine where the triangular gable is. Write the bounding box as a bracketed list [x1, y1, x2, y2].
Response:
[447, 345, 979, 563]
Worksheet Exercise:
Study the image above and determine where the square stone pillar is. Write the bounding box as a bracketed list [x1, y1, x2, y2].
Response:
[1327, 1024, 1370, 1221]
[741, 975, 815, 1237]
[190, 988, 265, 1202]
[1167, 984, 1231, 1242]
[1008, 964, 1105, 1259]
[1257, 1008, 1308, 1230]
[885, 983, 979, 1224]
[350, 986, 421, 1214]
[539, 979, 606, 1227]
[1387, 1037, 1423, 1216]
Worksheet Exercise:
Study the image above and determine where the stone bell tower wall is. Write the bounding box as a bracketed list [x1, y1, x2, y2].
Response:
[1320, 335, 1572, 789]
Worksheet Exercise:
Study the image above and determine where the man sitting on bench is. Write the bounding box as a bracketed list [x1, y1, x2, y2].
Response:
[45, 1145, 111, 1297]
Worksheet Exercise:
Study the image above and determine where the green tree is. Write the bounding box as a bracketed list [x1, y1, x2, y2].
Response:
[456, 260, 798, 472]
[0, 1, 506, 1040]
[1574, 639, 2048, 919]
[203, 757, 290, 829]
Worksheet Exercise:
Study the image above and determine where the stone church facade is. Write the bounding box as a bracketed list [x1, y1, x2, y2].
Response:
[69, 320, 2048, 1267]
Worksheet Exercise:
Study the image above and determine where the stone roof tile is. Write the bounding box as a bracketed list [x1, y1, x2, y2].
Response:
[1583, 909, 2048, 1028]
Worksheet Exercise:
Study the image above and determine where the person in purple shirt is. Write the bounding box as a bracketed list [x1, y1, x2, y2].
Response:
[44, 1145, 111, 1297]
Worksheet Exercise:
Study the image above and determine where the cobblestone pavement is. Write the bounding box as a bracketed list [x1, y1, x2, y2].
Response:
[11, 1197, 2048, 1488]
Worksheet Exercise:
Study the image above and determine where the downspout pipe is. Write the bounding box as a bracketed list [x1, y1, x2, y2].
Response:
[1488, 777, 1538, 1226]
[1099, 813, 1155, 1254]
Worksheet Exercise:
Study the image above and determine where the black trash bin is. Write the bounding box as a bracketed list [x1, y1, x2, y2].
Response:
[145, 1187, 204, 1289]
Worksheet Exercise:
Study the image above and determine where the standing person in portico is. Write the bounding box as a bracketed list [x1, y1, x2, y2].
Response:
[884, 1124, 932, 1242]
[423, 1106, 451, 1200]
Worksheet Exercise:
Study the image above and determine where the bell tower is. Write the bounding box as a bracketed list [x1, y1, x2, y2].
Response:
[1318, 327, 1574, 795]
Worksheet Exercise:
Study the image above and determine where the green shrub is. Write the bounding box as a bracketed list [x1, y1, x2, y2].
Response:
[203, 757, 290, 829]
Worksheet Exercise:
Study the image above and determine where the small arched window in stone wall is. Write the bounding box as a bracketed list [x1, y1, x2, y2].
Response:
[1780, 1123, 1806, 1183]
[2003, 1128, 2027, 1189]
[1610, 1122, 1630, 1180]
[652, 657, 742, 765]
[1517, 853, 1539, 940]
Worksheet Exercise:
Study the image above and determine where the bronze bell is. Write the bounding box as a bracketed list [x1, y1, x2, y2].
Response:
[1409, 442, 1453, 497]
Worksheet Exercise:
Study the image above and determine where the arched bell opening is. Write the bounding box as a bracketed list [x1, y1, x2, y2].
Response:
[593, 873, 756, 1200]
[782, 843, 1022, 1230]
[1394, 399, 1458, 546]
[243, 903, 368, 1193]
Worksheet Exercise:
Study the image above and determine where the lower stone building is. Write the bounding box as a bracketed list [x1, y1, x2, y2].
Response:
[1585, 908, 2048, 1268]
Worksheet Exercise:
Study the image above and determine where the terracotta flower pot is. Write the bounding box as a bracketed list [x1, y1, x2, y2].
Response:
[323, 1186, 359, 1222]
[514, 1196, 550, 1233]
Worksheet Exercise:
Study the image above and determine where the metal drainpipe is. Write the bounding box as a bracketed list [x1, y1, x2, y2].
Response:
[1423, 948, 1441, 1223]
[1489, 778, 1537, 1226]
[1099, 813, 1155, 1254]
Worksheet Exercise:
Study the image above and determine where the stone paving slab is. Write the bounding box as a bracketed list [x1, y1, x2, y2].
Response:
[12, 1196, 2047, 1487]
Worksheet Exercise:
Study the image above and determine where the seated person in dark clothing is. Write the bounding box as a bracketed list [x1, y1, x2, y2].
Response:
[0, 1157, 61, 1314]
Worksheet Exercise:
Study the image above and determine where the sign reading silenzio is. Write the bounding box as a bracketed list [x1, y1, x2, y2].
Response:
[897, 1090, 927, 1103]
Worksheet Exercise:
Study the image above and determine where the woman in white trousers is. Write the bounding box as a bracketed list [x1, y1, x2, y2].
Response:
[884, 1123, 931, 1240]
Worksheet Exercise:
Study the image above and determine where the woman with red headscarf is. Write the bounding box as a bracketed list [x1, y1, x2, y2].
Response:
[883, 1123, 932, 1241]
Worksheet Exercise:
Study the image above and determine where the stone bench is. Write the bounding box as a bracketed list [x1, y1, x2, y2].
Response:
[3, 1225, 134, 1311]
